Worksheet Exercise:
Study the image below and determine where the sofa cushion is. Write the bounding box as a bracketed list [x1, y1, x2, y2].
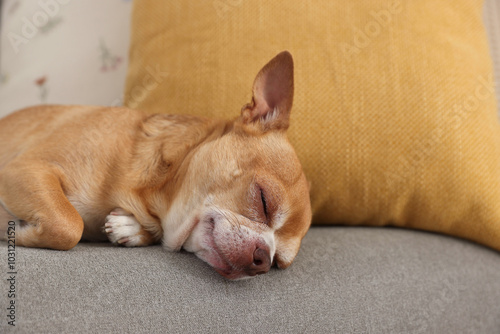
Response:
[1, 228, 499, 333]
[123, 0, 500, 252]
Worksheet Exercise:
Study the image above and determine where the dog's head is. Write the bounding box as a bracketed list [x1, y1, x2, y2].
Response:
[164, 52, 312, 279]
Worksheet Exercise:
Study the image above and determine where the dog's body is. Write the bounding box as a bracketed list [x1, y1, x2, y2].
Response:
[0, 52, 312, 279]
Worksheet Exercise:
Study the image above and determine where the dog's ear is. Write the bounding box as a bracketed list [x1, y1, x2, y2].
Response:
[239, 51, 294, 131]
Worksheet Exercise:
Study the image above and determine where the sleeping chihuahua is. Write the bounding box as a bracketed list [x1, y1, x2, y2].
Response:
[0, 51, 312, 280]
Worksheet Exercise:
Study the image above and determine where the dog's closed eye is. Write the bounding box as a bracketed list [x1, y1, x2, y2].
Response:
[260, 188, 268, 219]
[249, 184, 270, 225]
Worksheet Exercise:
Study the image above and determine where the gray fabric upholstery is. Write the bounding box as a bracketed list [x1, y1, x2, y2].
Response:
[1, 227, 499, 333]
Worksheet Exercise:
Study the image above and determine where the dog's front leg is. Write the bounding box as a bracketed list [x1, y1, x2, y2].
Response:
[104, 208, 156, 247]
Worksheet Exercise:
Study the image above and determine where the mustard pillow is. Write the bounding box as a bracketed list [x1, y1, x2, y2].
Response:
[124, 0, 500, 252]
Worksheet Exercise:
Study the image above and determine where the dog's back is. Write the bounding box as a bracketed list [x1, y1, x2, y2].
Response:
[0, 106, 64, 170]
[0, 105, 141, 170]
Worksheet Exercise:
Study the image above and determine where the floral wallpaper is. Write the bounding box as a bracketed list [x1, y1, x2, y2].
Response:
[0, 0, 133, 117]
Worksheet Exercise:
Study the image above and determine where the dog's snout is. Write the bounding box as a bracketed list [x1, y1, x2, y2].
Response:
[248, 246, 271, 276]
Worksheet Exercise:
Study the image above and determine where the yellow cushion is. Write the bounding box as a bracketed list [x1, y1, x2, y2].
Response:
[124, 0, 500, 251]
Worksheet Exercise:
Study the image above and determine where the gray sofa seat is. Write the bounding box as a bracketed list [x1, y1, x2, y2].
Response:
[1, 227, 499, 333]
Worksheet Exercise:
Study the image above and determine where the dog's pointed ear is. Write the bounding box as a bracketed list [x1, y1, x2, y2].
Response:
[239, 51, 294, 131]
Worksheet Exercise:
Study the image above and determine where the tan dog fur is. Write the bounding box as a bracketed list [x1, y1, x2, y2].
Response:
[0, 52, 311, 279]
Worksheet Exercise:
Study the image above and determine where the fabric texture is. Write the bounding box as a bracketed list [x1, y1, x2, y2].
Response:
[124, 0, 500, 252]
[1, 228, 500, 333]
[0, 0, 133, 118]
[483, 0, 500, 117]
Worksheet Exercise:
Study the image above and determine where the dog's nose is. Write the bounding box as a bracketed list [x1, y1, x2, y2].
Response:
[247, 246, 271, 276]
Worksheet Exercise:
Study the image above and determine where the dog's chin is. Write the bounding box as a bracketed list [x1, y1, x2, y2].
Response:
[197, 223, 254, 280]
[183, 217, 256, 280]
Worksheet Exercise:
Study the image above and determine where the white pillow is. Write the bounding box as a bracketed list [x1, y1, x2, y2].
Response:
[0, 0, 132, 118]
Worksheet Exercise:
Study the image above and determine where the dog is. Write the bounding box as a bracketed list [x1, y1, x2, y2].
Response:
[0, 51, 312, 280]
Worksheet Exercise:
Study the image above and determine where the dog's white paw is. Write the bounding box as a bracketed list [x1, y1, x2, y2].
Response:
[104, 211, 143, 247]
